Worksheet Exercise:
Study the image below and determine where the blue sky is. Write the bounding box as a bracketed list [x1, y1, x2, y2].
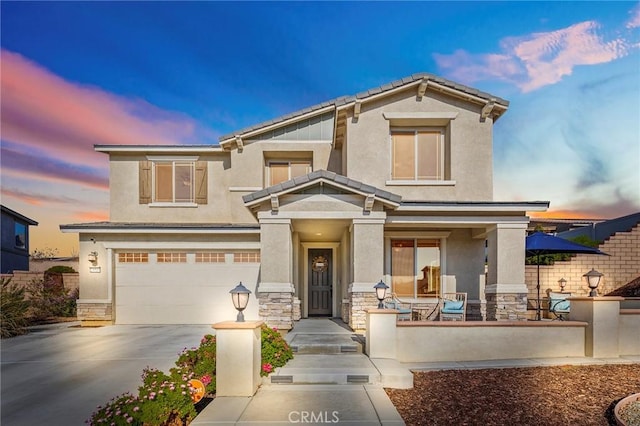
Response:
[1, 1, 639, 255]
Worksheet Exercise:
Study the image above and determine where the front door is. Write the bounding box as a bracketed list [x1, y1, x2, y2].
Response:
[308, 248, 332, 316]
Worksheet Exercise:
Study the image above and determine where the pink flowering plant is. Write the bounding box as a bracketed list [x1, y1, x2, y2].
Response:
[260, 324, 293, 377]
[171, 334, 216, 394]
[87, 392, 141, 425]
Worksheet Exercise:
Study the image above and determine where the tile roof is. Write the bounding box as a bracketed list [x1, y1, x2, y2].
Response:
[242, 170, 402, 205]
[220, 72, 509, 142]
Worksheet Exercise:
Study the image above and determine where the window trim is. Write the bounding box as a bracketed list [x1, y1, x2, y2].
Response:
[14, 222, 27, 250]
[265, 159, 312, 187]
[389, 127, 446, 182]
[150, 160, 196, 204]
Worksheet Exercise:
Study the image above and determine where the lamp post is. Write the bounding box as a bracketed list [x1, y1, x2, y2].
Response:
[374, 280, 389, 309]
[230, 282, 251, 322]
[583, 269, 603, 297]
[558, 278, 567, 293]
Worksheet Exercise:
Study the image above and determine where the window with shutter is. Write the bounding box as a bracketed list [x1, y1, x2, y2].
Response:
[139, 159, 207, 205]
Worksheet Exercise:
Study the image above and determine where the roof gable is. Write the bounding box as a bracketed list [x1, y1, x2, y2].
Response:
[242, 170, 401, 208]
[220, 73, 509, 147]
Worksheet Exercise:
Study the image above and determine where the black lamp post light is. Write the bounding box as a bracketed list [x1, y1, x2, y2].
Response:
[230, 282, 251, 322]
[374, 280, 389, 309]
[583, 269, 604, 297]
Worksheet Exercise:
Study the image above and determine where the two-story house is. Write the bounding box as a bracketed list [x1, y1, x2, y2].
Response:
[61, 73, 548, 329]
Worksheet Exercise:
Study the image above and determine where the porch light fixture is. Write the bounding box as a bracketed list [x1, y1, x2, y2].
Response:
[88, 251, 98, 265]
[374, 280, 389, 309]
[583, 269, 603, 297]
[230, 282, 251, 322]
[558, 278, 567, 292]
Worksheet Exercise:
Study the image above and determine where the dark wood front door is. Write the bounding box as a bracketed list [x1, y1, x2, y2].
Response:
[308, 249, 332, 316]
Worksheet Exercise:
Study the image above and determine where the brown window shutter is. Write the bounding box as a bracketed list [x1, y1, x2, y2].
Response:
[139, 160, 152, 204]
[195, 161, 208, 204]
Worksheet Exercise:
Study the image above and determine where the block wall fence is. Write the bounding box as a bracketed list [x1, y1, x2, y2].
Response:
[525, 224, 640, 312]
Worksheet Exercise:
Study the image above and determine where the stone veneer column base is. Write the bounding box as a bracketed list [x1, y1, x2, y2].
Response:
[349, 292, 378, 331]
[485, 292, 527, 321]
[466, 300, 487, 321]
[77, 300, 113, 324]
[258, 292, 293, 330]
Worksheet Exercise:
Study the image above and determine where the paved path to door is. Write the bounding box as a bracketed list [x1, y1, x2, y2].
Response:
[1, 323, 212, 426]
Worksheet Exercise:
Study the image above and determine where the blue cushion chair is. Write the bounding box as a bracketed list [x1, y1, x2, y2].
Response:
[548, 292, 571, 320]
[384, 294, 413, 321]
[439, 293, 467, 321]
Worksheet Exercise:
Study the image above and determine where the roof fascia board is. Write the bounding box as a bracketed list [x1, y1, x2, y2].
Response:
[396, 202, 549, 213]
[244, 178, 401, 209]
[386, 215, 532, 225]
[102, 241, 261, 250]
[335, 81, 423, 112]
[95, 145, 225, 154]
[219, 105, 335, 148]
[60, 226, 260, 234]
[0, 205, 39, 225]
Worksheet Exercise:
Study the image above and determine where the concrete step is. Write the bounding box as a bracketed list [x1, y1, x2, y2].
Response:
[288, 333, 363, 354]
[270, 354, 381, 385]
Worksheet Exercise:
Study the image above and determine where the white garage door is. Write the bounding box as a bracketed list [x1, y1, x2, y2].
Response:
[115, 251, 260, 324]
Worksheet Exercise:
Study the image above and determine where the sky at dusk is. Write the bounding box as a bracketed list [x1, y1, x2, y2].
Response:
[1, 1, 639, 256]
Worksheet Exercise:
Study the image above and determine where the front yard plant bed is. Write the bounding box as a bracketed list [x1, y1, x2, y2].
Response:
[88, 324, 293, 425]
[386, 364, 640, 426]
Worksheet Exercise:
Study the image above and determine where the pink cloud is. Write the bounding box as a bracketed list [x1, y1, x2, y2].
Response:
[0, 187, 82, 206]
[72, 210, 109, 222]
[434, 18, 635, 92]
[1, 49, 201, 167]
[627, 4, 640, 29]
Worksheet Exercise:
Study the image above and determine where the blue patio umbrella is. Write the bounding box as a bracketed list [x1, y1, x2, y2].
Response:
[525, 232, 608, 320]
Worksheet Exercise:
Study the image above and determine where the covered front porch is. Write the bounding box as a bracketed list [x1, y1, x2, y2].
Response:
[243, 170, 548, 330]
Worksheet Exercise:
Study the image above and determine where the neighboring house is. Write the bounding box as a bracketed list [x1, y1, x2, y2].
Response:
[1, 205, 38, 274]
[61, 73, 548, 329]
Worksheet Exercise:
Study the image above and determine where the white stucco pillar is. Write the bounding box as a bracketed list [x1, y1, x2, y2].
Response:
[569, 297, 623, 358]
[485, 223, 529, 321]
[212, 320, 263, 396]
[366, 309, 398, 359]
[349, 218, 385, 330]
[258, 218, 294, 330]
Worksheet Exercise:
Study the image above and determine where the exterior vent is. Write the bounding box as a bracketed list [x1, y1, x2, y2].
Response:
[346, 375, 369, 384]
[271, 375, 293, 384]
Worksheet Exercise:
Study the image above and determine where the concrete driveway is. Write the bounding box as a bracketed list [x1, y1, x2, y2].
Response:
[1, 323, 213, 426]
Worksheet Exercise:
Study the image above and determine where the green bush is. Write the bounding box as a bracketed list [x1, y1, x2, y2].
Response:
[1, 278, 30, 338]
[172, 334, 216, 395]
[27, 278, 78, 320]
[137, 368, 197, 425]
[45, 265, 77, 273]
[260, 324, 294, 376]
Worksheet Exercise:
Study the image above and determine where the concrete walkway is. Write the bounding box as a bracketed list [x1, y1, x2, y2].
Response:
[193, 319, 405, 425]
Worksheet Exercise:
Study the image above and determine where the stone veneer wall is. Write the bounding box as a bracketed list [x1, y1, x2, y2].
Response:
[525, 224, 640, 319]
[77, 301, 112, 321]
[466, 300, 486, 321]
[292, 297, 301, 321]
[258, 292, 293, 330]
[486, 292, 528, 321]
[349, 292, 378, 331]
[341, 299, 350, 324]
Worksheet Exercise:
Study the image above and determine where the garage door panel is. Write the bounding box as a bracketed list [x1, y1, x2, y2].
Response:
[115, 261, 260, 324]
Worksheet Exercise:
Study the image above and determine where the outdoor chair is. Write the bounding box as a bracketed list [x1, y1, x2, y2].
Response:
[548, 292, 571, 320]
[384, 293, 413, 321]
[439, 292, 467, 321]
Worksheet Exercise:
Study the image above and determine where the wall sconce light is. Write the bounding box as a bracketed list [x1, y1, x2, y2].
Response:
[88, 251, 98, 266]
[558, 278, 567, 292]
[230, 282, 251, 322]
[583, 269, 603, 297]
[374, 280, 389, 309]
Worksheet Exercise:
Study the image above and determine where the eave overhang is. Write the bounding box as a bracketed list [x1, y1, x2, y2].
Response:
[94, 145, 225, 154]
[60, 223, 260, 234]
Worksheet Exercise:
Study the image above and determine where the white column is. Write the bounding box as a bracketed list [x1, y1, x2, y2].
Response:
[212, 320, 263, 396]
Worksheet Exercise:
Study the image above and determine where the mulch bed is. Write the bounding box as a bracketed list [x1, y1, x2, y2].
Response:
[386, 364, 640, 426]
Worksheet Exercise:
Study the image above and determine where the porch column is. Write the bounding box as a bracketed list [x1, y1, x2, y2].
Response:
[349, 218, 385, 331]
[258, 218, 294, 330]
[485, 223, 529, 321]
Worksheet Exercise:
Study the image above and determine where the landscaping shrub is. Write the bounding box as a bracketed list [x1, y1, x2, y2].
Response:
[260, 324, 293, 376]
[27, 277, 78, 321]
[172, 334, 217, 395]
[1, 277, 30, 338]
[45, 265, 77, 273]
[88, 326, 294, 425]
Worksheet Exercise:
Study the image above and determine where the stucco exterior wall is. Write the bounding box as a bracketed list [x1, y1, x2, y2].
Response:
[396, 322, 586, 362]
[619, 310, 640, 355]
[344, 88, 493, 201]
[444, 229, 485, 300]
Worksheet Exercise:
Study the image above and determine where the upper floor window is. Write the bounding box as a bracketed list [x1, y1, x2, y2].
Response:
[154, 161, 194, 203]
[267, 160, 311, 187]
[391, 129, 444, 181]
[139, 159, 208, 205]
